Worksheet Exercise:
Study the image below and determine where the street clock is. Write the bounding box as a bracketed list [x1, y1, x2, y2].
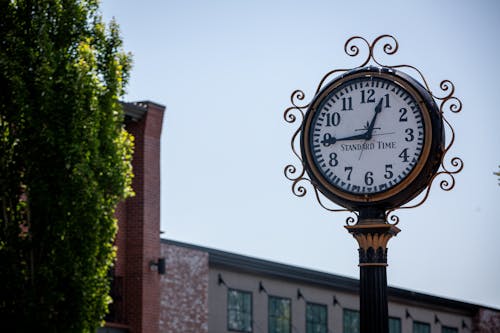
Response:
[300, 66, 444, 213]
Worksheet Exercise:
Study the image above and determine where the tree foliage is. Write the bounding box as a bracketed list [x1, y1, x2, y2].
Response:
[0, 0, 133, 331]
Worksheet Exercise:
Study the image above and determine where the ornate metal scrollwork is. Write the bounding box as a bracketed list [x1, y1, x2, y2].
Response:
[283, 89, 358, 225]
[283, 34, 462, 224]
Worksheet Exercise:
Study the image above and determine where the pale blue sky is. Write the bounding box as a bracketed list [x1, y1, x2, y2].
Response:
[101, 0, 500, 309]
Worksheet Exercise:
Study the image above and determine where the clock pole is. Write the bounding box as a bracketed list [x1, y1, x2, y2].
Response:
[345, 212, 400, 333]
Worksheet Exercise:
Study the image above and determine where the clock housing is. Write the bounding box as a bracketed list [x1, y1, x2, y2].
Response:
[300, 66, 444, 212]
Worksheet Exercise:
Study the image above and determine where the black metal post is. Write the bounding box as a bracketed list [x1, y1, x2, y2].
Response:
[345, 218, 400, 333]
[360, 262, 389, 333]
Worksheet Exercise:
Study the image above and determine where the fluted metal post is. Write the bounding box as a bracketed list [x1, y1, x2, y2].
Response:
[345, 218, 400, 333]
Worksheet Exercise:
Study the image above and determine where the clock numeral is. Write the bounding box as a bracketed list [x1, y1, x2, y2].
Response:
[399, 148, 409, 163]
[361, 89, 375, 103]
[329, 152, 338, 167]
[361, 91, 390, 107]
[383, 93, 391, 108]
[344, 166, 353, 181]
[384, 164, 393, 179]
[326, 112, 340, 127]
[364, 171, 374, 186]
[341, 97, 353, 111]
[321, 133, 333, 147]
[405, 128, 414, 142]
[399, 108, 408, 122]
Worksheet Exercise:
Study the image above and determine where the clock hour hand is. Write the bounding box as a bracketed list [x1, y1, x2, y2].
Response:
[321, 99, 384, 146]
[364, 98, 383, 140]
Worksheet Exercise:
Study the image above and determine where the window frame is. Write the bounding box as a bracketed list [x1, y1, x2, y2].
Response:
[268, 295, 292, 333]
[389, 316, 402, 333]
[305, 301, 328, 333]
[227, 288, 253, 333]
[343, 308, 360, 333]
[413, 320, 431, 333]
[442, 326, 458, 333]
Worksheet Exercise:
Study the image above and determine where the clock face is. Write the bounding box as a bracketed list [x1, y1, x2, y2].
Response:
[301, 67, 437, 208]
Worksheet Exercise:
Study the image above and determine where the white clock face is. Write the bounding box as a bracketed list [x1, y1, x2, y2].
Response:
[308, 75, 426, 195]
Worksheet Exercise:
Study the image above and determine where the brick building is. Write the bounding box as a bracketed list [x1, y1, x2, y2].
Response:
[100, 101, 165, 333]
[100, 101, 500, 333]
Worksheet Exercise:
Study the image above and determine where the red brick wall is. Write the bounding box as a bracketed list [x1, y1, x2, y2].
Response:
[159, 242, 209, 333]
[112, 101, 165, 333]
[473, 308, 500, 333]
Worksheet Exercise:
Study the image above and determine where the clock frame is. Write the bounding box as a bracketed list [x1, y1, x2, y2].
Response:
[300, 66, 445, 212]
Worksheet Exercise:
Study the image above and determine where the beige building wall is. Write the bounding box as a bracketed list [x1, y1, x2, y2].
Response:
[161, 239, 498, 333]
[209, 268, 357, 333]
[208, 267, 472, 333]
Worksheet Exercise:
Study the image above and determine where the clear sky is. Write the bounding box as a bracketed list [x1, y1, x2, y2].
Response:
[101, 0, 500, 309]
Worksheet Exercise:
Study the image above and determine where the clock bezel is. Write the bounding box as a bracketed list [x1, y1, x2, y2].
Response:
[300, 66, 444, 211]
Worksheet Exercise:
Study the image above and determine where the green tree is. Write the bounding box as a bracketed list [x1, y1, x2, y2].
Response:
[0, 0, 133, 331]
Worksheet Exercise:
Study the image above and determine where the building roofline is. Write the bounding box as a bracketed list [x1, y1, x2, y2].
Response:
[122, 101, 147, 121]
[121, 100, 166, 122]
[161, 238, 497, 315]
[132, 100, 166, 110]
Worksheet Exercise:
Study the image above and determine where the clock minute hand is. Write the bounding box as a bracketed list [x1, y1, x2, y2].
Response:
[335, 133, 368, 142]
[321, 132, 367, 146]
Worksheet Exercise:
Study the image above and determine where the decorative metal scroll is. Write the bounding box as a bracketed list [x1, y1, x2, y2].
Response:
[283, 35, 463, 225]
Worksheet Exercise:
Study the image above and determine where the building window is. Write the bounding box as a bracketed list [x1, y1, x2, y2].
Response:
[228, 289, 252, 332]
[268, 296, 291, 333]
[389, 317, 401, 333]
[343, 309, 360, 333]
[306, 302, 327, 333]
[413, 321, 430, 333]
[442, 327, 458, 333]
